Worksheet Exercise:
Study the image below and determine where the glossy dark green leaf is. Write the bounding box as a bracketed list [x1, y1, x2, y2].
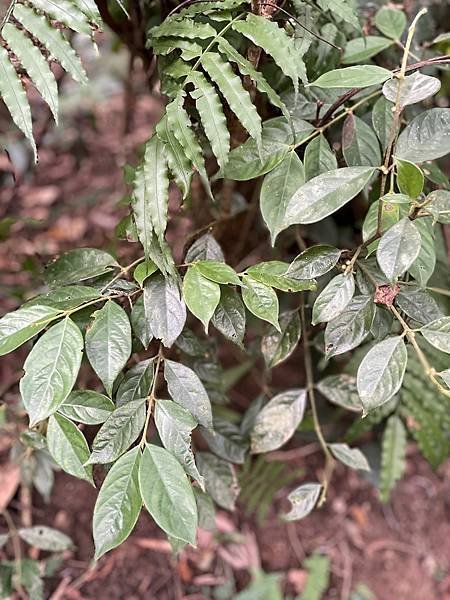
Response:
[116, 359, 154, 406]
[284, 167, 375, 227]
[154, 399, 204, 489]
[396, 286, 443, 325]
[383, 72, 441, 108]
[133, 261, 158, 287]
[21, 318, 83, 426]
[376, 217, 421, 282]
[246, 262, 316, 292]
[251, 389, 306, 453]
[312, 274, 355, 325]
[283, 483, 321, 520]
[286, 245, 341, 280]
[261, 311, 300, 369]
[211, 287, 246, 346]
[420, 317, 450, 353]
[183, 266, 220, 333]
[139, 444, 198, 544]
[375, 6, 406, 39]
[47, 413, 93, 484]
[85, 301, 131, 396]
[241, 275, 280, 331]
[195, 261, 241, 286]
[164, 359, 213, 429]
[130, 295, 153, 349]
[357, 336, 407, 413]
[87, 399, 146, 464]
[316, 375, 362, 411]
[396, 108, 450, 163]
[143, 274, 186, 347]
[324, 295, 375, 357]
[342, 36, 392, 64]
[342, 114, 381, 167]
[372, 96, 394, 150]
[0, 305, 61, 357]
[185, 233, 224, 263]
[395, 158, 424, 198]
[93, 447, 142, 559]
[260, 152, 305, 245]
[304, 134, 337, 181]
[18, 526, 73, 552]
[311, 66, 391, 89]
[200, 419, 248, 464]
[196, 451, 240, 510]
[25, 286, 100, 311]
[408, 218, 435, 287]
[44, 248, 118, 288]
[58, 390, 114, 424]
[329, 443, 370, 471]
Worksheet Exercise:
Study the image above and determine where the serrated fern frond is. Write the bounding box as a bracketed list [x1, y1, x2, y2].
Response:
[379, 415, 406, 503]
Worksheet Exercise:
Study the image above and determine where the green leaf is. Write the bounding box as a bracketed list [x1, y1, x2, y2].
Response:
[164, 359, 213, 429]
[357, 336, 407, 414]
[324, 295, 375, 357]
[260, 151, 305, 245]
[420, 317, 450, 353]
[0, 304, 61, 356]
[211, 287, 246, 346]
[261, 311, 301, 369]
[200, 419, 248, 464]
[116, 359, 154, 406]
[132, 136, 169, 255]
[317, 0, 360, 29]
[183, 265, 220, 333]
[396, 285, 443, 325]
[186, 233, 224, 263]
[283, 483, 321, 521]
[14, 4, 87, 84]
[251, 389, 306, 453]
[188, 71, 230, 170]
[44, 248, 118, 288]
[241, 275, 279, 331]
[372, 96, 394, 150]
[130, 296, 153, 349]
[216, 37, 289, 119]
[425, 190, 450, 224]
[316, 375, 362, 412]
[342, 36, 392, 64]
[383, 72, 441, 109]
[304, 134, 337, 181]
[375, 6, 406, 39]
[376, 217, 421, 282]
[301, 554, 330, 600]
[362, 200, 400, 256]
[143, 274, 186, 347]
[156, 116, 192, 200]
[93, 447, 142, 558]
[0, 45, 36, 159]
[234, 14, 304, 91]
[196, 451, 240, 510]
[311, 66, 391, 89]
[2, 24, 58, 123]
[283, 167, 375, 227]
[20, 318, 83, 426]
[150, 18, 216, 39]
[396, 108, 450, 163]
[139, 444, 198, 544]
[87, 399, 146, 464]
[195, 261, 241, 286]
[25, 285, 101, 311]
[28, 0, 91, 34]
[58, 390, 114, 424]
[286, 245, 341, 280]
[380, 415, 406, 502]
[246, 262, 316, 292]
[155, 399, 204, 489]
[18, 526, 73, 552]
[85, 301, 131, 396]
[201, 52, 262, 148]
[312, 274, 355, 325]
[329, 443, 370, 471]
[408, 217, 435, 287]
[47, 413, 93, 484]
[342, 114, 381, 167]
[395, 158, 424, 198]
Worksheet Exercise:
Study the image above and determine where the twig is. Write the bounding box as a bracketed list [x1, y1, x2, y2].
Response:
[2, 509, 25, 598]
[140, 346, 164, 448]
[0, 0, 16, 33]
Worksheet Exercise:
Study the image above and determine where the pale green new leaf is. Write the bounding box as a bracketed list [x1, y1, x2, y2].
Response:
[58, 390, 114, 425]
[93, 447, 142, 559]
[0, 45, 36, 159]
[380, 415, 406, 502]
[375, 6, 407, 40]
[0, 305, 61, 357]
[342, 36, 392, 64]
[28, 0, 91, 34]
[2, 24, 58, 123]
[395, 158, 424, 198]
[14, 4, 87, 84]
[201, 52, 262, 148]
[85, 301, 132, 396]
[420, 317, 450, 353]
[20, 318, 83, 426]
[312, 274, 355, 325]
[195, 261, 241, 286]
[139, 444, 198, 544]
[311, 66, 391, 89]
[246, 262, 315, 292]
[357, 336, 407, 413]
[47, 413, 93, 484]
[183, 266, 220, 333]
[376, 218, 421, 282]
[189, 71, 230, 170]
[260, 151, 305, 245]
[241, 275, 280, 331]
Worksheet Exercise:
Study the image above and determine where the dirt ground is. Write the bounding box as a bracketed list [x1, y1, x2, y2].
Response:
[1, 42, 450, 600]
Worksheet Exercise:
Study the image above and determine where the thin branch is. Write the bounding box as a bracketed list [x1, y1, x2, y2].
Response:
[0, 0, 16, 33]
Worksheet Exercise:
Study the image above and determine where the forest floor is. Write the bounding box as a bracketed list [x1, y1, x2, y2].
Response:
[1, 44, 450, 600]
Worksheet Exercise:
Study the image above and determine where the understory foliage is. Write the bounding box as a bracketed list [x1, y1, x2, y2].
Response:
[1, 0, 450, 575]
